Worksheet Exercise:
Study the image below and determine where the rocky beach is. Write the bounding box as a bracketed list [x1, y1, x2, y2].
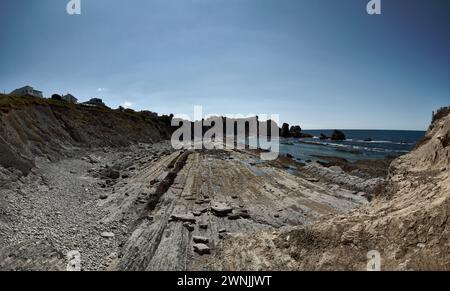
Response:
[1, 96, 448, 271]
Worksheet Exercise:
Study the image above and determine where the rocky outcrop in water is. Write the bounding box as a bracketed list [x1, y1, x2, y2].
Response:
[330, 130, 346, 141]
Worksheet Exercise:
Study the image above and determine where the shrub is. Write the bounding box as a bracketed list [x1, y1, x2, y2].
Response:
[51, 94, 62, 101]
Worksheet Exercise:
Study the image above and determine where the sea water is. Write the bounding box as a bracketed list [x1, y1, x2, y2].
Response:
[281, 130, 426, 162]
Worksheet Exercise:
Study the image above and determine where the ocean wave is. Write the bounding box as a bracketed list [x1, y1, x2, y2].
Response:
[353, 139, 413, 145]
[312, 141, 410, 153]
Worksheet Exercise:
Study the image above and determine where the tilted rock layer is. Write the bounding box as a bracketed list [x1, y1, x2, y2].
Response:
[204, 109, 450, 271]
[0, 95, 172, 175]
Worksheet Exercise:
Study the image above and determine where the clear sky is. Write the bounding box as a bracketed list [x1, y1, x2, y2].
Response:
[1, 0, 449, 130]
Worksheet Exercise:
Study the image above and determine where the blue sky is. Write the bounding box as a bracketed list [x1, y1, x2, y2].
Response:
[0, 0, 449, 130]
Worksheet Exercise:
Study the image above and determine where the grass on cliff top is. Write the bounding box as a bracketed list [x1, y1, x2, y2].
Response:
[0, 94, 75, 110]
[0, 93, 172, 126]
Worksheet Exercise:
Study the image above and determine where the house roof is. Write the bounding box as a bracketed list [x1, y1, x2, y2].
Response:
[10, 86, 42, 94]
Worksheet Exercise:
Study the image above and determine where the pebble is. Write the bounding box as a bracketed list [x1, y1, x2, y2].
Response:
[100, 232, 115, 238]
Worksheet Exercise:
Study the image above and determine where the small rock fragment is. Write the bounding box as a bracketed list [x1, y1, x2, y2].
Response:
[170, 213, 196, 223]
[193, 243, 210, 255]
[211, 202, 233, 217]
[193, 236, 209, 244]
[227, 212, 241, 220]
[100, 232, 115, 238]
[183, 222, 195, 232]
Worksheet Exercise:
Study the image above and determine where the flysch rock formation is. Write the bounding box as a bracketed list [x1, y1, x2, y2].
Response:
[200, 109, 450, 271]
[1, 96, 448, 271]
[0, 141, 367, 270]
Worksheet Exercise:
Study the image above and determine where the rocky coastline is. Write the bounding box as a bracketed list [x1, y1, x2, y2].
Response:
[1, 97, 448, 271]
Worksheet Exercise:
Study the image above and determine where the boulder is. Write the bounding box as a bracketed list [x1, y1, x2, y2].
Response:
[193, 236, 209, 244]
[211, 203, 233, 217]
[193, 243, 210, 255]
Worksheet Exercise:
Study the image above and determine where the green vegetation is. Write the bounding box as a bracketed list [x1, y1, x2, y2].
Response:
[0, 93, 173, 128]
[432, 106, 450, 124]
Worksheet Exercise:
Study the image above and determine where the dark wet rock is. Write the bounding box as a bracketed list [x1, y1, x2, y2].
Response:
[280, 123, 290, 138]
[330, 130, 346, 141]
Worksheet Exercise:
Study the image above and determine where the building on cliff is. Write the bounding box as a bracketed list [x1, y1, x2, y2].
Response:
[10, 86, 43, 98]
[82, 98, 107, 107]
[61, 94, 78, 104]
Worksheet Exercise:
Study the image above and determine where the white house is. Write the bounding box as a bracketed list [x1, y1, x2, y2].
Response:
[62, 94, 78, 104]
[10, 86, 43, 98]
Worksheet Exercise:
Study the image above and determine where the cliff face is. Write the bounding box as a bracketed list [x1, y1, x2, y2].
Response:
[204, 108, 450, 271]
[0, 95, 172, 175]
